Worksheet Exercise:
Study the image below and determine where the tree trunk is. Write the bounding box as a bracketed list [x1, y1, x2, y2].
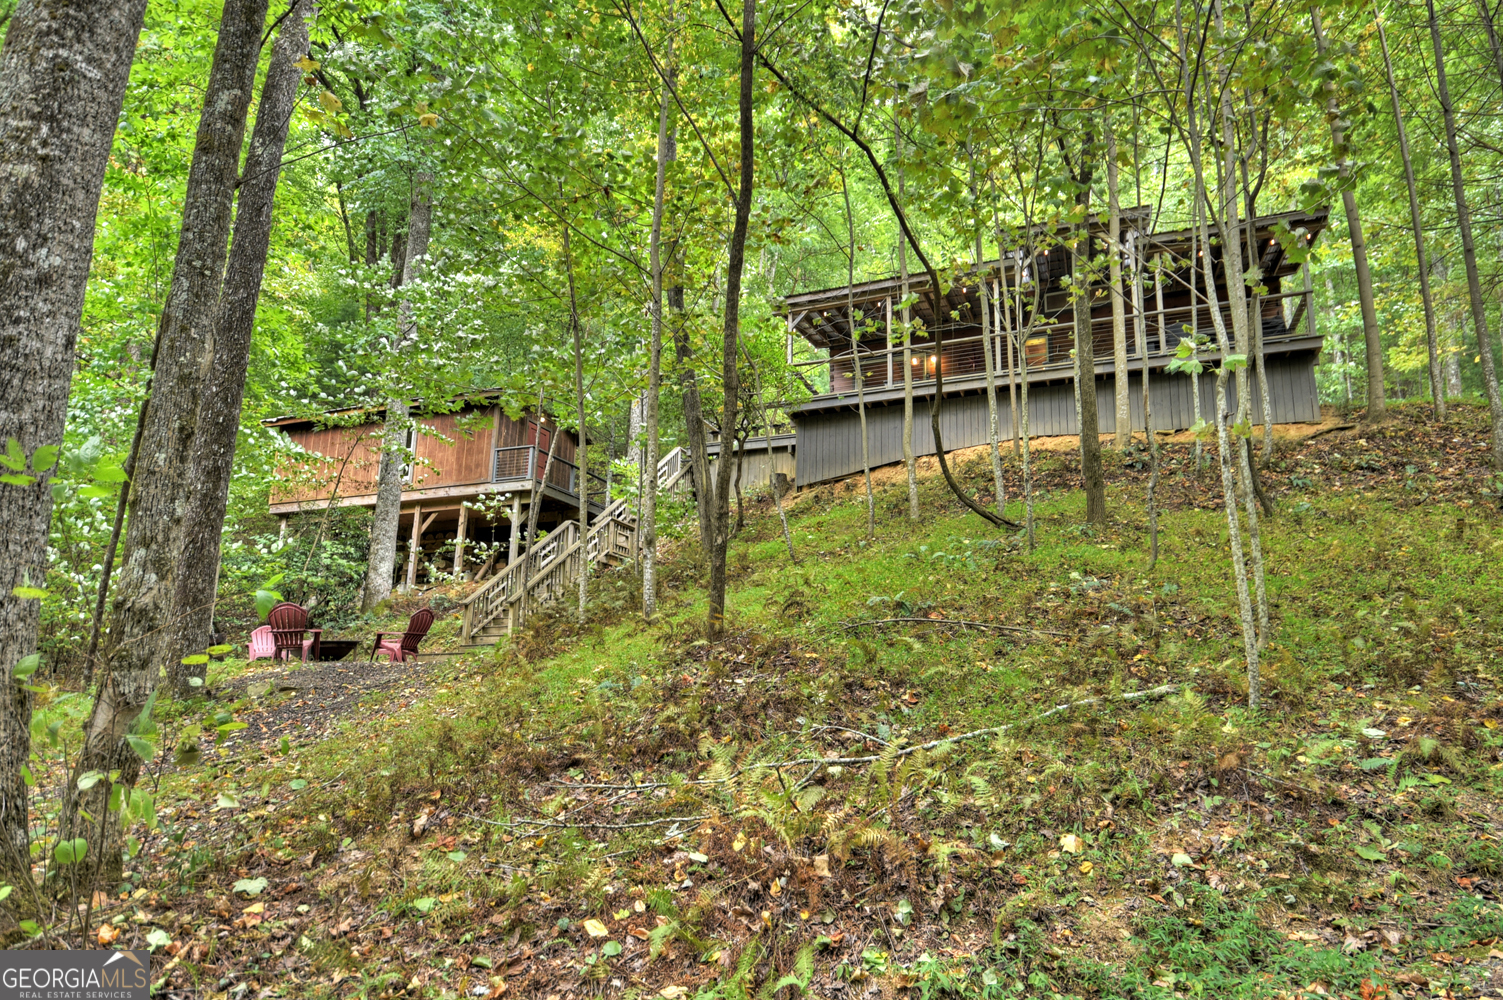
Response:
[840, 154, 875, 539]
[564, 223, 589, 624]
[1374, 6, 1443, 416]
[1146, 252, 1162, 568]
[0, 0, 148, 911]
[362, 400, 408, 609]
[170, 0, 311, 692]
[1212, 21, 1270, 649]
[1105, 114, 1131, 450]
[897, 108, 918, 521]
[971, 154, 1006, 516]
[1177, 0, 1259, 705]
[1073, 196, 1107, 524]
[363, 173, 432, 608]
[1189, 226, 1204, 470]
[672, 283, 713, 553]
[643, 58, 673, 619]
[706, 0, 755, 638]
[67, 0, 268, 890]
[998, 249, 1039, 550]
[1312, 8, 1385, 421]
[1429, 0, 1503, 466]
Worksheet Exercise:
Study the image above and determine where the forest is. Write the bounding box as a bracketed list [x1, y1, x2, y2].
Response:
[2, 0, 1503, 995]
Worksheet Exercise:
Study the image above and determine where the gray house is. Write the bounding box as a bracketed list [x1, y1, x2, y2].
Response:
[780, 210, 1328, 486]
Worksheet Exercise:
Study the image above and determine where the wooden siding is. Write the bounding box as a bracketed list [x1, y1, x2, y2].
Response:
[708, 449, 796, 493]
[270, 404, 580, 508]
[412, 408, 496, 488]
[269, 425, 384, 504]
[793, 351, 1320, 486]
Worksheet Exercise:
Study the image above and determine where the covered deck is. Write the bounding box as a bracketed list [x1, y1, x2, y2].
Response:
[782, 210, 1329, 485]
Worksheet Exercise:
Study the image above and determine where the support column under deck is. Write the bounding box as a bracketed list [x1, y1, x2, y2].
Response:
[405, 504, 422, 591]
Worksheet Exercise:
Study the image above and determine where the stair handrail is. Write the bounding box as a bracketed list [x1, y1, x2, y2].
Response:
[460, 496, 637, 641]
[460, 514, 575, 641]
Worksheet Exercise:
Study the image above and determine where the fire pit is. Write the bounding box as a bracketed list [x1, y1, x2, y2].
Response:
[314, 640, 358, 662]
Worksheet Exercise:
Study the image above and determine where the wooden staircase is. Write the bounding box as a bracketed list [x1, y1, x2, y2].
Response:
[456, 448, 691, 648]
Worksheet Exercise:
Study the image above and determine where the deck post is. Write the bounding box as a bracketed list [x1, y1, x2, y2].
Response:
[508, 494, 522, 566]
[406, 504, 422, 591]
[454, 502, 469, 579]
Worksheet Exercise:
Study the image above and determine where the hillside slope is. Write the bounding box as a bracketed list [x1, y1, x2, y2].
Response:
[72, 404, 1503, 999]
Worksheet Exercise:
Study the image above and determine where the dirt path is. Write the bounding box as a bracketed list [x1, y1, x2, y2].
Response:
[205, 653, 446, 758]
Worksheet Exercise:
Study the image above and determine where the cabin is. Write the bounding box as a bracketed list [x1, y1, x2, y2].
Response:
[266, 396, 605, 589]
[782, 210, 1329, 486]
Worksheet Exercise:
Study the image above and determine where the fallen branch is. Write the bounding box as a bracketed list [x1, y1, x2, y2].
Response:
[464, 812, 711, 832]
[1301, 423, 1356, 441]
[839, 616, 1067, 637]
[767, 684, 1180, 767]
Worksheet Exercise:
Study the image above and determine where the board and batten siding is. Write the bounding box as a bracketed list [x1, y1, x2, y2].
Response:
[792, 351, 1319, 486]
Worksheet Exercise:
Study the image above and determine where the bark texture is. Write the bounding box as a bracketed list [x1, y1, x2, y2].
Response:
[1312, 9, 1385, 421]
[896, 113, 918, 521]
[971, 157, 1005, 517]
[1106, 117, 1131, 450]
[643, 66, 673, 618]
[0, 0, 149, 908]
[706, 0, 755, 637]
[363, 174, 433, 608]
[1073, 214, 1107, 524]
[1450, 0, 1503, 460]
[1375, 8, 1443, 417]
[170, 0, 310, 691]
[70, 0, 268, 888]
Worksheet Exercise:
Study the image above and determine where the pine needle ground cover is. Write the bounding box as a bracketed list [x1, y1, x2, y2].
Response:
[62, 404, 1503, 999]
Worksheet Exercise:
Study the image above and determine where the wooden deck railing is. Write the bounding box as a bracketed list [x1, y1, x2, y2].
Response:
[492, 444, 608, 501]
[657, 446, 692, 490]
[458, 497, 638, 642]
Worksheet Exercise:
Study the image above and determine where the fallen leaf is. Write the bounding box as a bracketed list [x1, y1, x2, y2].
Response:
[97, 923, 120, 945]
[1079, 862, 1094, 875]
[1171, 853, 1194, 867]
[660, 988, 689, 999]
[813, 855, 831, 878]
[243, 902, 264, 914]
[629, 928, 650, 940]
[1059, 834, 1084, 854]
[582, 918, 609, 939]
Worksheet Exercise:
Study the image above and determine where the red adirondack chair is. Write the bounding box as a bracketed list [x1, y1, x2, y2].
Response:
[267, 602, 320, 662]
[370, 608, 435, 664]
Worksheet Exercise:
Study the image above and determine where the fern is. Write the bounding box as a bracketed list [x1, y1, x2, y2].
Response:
[758, 942, 815, 999]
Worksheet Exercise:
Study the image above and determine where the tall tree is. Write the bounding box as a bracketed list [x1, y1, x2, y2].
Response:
[170, 0, 312, 691]
[1069, 142, 1108, 525]
[1428, 0, 1503, 466]
[0, 0, 149, 906]
[68, 0, 272, 886]
[362, 173, 433, 609]
[970, 153, 1006, 517]
[705, 0, 756, 637]
[1105, 113, 1132, 450]
[1311, 7, 1385, 421]
[642, 50, 674, 619]
[838, 151, 876, 539]
[1373, 3, 1443, 417]
[897, 108, 918, 521]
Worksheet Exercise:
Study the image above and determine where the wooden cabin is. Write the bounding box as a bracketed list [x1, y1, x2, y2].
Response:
[783, 210, 1329, 486]
[266, 396, 605, 588]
